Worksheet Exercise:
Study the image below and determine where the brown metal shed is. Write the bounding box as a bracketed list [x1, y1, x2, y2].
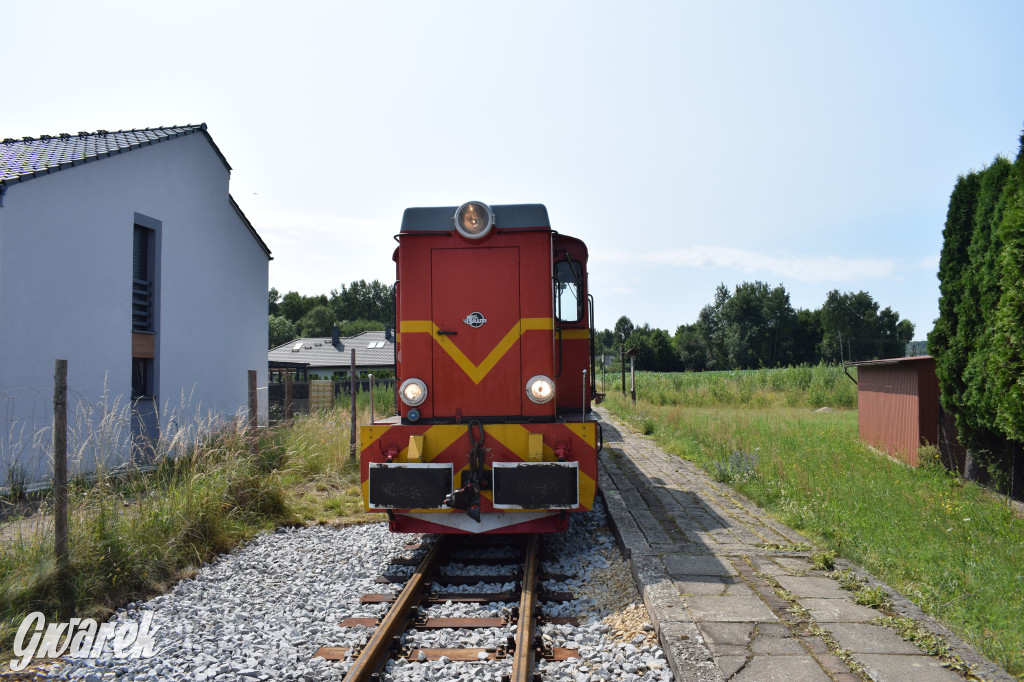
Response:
[846, 356, 938, 466]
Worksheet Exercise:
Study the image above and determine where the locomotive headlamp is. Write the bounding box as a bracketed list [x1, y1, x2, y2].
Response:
[526, 375, 555, 404]
[453, 201, 494, 239]
[399, 378, 428, 407]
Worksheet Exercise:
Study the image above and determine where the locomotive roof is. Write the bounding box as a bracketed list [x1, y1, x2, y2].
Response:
[401, 203, 550, 232]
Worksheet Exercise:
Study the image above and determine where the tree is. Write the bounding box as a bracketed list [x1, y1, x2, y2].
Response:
[624, 328, 655, 369]
[613, 316, 635, 345]
[297, 304, 336, 337]
[990, 152, 1024, 442]
[337, 319, 385, 337]
[819, 290, 890, 363]
[674, 323, 708, 371]
[279, 291, 309, 324]
[930, 139, 1024, 484]
[648, 328, 682, 371]
[595, 328, 616, 356]
[696, 284, 730, 370]
[790, 308, 822, 365]
[268, 315, 296, 348]
[331, 279, 394, 323]
[720, 281, 796, 369]
[930, 171, 982, 439]
[958, 157, 1013, 454]
[268, 287, 281, 316]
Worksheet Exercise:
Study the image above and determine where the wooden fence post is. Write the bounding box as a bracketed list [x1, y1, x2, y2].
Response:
[284, 371, 293, 420]
[248, 369, 258, 453]
[53, 359, 68, 567]
[350, 349, 357, 459]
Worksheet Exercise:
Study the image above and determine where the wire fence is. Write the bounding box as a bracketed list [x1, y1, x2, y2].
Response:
[1, 372, 266, 492]
[2, 364, 269, 559]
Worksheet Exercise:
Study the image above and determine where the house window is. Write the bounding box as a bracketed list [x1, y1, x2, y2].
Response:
[133, 225, 154, 332]
[132, 358, 153, 398]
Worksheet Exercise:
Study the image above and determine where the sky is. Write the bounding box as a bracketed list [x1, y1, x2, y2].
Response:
[5, 0, 1023, 340]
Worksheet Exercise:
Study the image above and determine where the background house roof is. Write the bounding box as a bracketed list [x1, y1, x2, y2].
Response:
[268, 330, 395, 370]
[0, 123, 271, 258]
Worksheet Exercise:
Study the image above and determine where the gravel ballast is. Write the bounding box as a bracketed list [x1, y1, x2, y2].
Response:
[45, 500, 674, 681]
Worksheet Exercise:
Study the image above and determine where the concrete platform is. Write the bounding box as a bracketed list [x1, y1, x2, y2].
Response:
[595, 408, 1013, 682]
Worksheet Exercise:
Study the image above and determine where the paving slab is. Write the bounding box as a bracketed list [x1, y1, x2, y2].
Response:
[856, 653, 965, 681]
[750, 635, 808, 655]
[686, 596, 779, 623]
[733, 655, 833, 682]
[663, 554, 739, 577]
[595, 408, 1015, 682]
[826, 622, 924, 655]
[797, 597, 881, 623]
[774, 574, 850, 599]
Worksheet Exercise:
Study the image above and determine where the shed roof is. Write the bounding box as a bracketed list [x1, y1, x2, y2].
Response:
[845, 355, 933, 368]
[268, 330, 395, 370]
[0, 124, 271, 258]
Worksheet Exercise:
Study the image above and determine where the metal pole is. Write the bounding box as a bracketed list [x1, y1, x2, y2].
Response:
[369, 373, 375, 424]
[284, 371, 293, 420]
[630, 355, 636, 406]
[349, 349, 357, 459]
[581, 369, 587, 423]
[620, 345, 626, 395]
[53, 359, 68, 567]
[248, 369, 258, 453]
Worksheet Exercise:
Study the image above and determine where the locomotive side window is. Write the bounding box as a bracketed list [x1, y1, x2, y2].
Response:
[555, 260, 583, 323]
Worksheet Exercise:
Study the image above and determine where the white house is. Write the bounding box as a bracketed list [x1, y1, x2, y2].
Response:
[0, 125, 271, 487]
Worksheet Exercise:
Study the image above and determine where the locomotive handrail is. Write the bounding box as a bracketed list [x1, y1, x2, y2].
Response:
[588, 293, 596, 398]
[553, 272, 563, 379]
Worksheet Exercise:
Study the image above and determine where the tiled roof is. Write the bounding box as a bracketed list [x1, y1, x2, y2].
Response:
[268, 330, 395, 369]
[0, 125, 227, 188]
[0, 124, 272, 259]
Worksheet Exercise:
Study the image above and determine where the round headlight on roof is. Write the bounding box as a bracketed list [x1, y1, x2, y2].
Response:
[399, 378, 428, 407]
[526, 375, 555, 404]
[453, 201, 494, 240]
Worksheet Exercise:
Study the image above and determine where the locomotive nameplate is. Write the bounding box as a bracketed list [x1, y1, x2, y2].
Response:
[368, 463, 453, 509]
[491, 461, 579, 509]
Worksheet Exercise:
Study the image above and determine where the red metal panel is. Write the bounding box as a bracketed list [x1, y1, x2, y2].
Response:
[857, 363, 921, 465]
[554, 237, 591, 412]
[916, 358, 939, 449]
[431, 247, 521, 416]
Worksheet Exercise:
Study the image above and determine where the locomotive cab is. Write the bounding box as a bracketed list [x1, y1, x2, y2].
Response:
[360, 202, 600, 534]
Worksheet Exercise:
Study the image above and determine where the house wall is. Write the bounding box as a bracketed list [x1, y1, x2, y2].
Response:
[0, 134, 268, 486]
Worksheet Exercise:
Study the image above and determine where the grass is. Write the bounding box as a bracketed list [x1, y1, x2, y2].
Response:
[0, 390, 385, 661]
[602, 366, 1024, 678]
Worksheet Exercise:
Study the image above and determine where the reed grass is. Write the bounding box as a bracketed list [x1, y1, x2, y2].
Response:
[603, 367, 1024, 677]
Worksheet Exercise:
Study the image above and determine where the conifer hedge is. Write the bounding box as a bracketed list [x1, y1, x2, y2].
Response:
[930, 130, 1024, 476]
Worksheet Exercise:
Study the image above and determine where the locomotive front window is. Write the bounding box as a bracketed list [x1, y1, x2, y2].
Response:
[555, 260, 583, 323]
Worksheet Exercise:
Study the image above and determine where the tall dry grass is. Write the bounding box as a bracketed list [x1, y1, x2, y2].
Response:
[0, 388, 391, 658]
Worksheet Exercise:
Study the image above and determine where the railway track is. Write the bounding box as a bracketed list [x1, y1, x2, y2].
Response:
[315, 533, 581, 681]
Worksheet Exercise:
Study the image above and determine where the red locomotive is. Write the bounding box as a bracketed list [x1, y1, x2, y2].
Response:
[359, 202, 601, 534]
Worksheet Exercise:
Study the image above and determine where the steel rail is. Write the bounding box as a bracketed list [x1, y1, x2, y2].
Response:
[341, 536, 447, 682]
[510, 533, 541, 682]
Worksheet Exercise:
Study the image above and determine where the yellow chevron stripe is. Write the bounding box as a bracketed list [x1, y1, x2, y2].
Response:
[560, 329, 589, 340]
[400, 318, 553, 384]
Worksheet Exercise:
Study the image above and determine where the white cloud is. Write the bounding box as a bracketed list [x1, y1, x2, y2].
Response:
[591, 245, 899, 283]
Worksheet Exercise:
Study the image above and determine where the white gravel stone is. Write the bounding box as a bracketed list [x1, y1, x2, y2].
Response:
[42, 499, 672, 681]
